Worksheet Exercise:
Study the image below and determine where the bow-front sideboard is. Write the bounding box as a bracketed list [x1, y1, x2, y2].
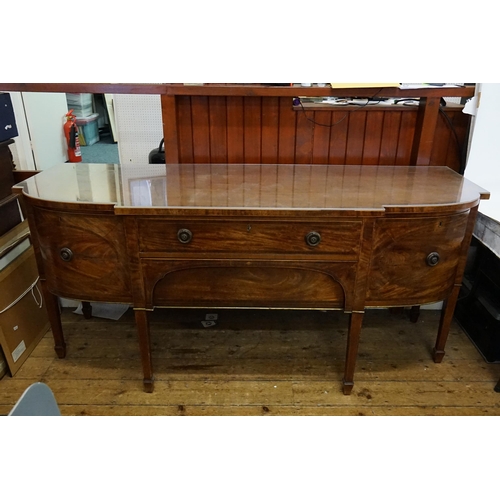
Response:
[13, 163, 489, 393]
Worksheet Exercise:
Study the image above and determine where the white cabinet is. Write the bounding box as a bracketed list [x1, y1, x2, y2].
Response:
[9, 92, 68, 170]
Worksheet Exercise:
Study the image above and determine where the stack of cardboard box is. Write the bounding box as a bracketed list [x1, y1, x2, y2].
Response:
[0, 221, 50, 377]
[0, 94, 50, 378]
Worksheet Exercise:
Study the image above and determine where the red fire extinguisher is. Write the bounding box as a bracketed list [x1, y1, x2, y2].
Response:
[64, 109, 82, 162]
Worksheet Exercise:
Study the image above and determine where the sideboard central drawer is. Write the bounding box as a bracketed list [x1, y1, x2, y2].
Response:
[138, 220, 362, 258]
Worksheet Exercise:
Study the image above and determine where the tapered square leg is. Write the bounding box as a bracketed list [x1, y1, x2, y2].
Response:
[342, 381, 354, 396]
[433, 285, 460, 363]
[134, 309, 154, 392]
[81, 301, 92, 319]
[409, 305, 420, 323]
[494, 378, 500, 393]
[342, 312, 364, 395]
[41, 280, 66, 358]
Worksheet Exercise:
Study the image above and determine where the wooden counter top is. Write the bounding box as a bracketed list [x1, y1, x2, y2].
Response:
[0, 83, 476, 99]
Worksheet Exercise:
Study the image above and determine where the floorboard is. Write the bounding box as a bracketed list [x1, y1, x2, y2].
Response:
[1, 307, 499, 416]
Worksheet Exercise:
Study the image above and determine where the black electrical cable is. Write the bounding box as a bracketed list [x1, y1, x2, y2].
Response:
[296, 92, 467, 173]
[296, 89, 385, 128]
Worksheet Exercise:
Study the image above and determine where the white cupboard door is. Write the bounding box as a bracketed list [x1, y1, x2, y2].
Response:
[22, 92, 68, 170]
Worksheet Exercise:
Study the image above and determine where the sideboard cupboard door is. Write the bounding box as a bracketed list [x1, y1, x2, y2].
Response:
[32, 209, 132, 302]
[366, 212, 469, 306]
[143, 260, 357, 310]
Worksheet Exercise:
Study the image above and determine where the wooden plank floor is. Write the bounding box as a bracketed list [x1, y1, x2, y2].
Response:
[1, 307, 499, 416]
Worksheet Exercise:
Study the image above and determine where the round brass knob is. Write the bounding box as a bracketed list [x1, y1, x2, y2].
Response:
[177, 229, 193, 244]
[426, 252, 440, 267]
[305, 231, 321, 247]
[60, 248, 73, 262]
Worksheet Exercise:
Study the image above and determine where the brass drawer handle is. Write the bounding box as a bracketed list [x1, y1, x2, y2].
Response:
[177, 229, 193, 244]
[426, 252, 440, 267]
[305, 231, 321, 247]
[60, 247, 73, 262]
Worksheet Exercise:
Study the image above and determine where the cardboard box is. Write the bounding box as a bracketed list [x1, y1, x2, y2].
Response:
[0, 220, 50, 376]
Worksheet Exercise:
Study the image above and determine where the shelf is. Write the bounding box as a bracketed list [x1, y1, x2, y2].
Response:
[0, 83, 476, 99]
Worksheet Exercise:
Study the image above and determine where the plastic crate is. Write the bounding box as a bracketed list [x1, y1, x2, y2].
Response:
[66, 93, 93, 117]
[76, 113, 99, 146]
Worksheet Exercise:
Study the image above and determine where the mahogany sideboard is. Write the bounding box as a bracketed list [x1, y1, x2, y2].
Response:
[13, 163, 489, 394]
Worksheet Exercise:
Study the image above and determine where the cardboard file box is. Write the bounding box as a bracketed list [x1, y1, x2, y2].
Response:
[0, 220, 50, 376]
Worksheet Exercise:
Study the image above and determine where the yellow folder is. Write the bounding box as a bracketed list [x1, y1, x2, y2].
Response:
[329, 83, 400, 88]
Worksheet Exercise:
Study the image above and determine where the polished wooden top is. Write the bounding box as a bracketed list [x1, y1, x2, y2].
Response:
[14, 163, 489, 215]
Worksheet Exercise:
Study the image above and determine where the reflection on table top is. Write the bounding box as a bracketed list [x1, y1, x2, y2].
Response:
[14, 163, 490, 213]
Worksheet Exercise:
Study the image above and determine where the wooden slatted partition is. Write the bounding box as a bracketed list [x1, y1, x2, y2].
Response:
[163, 93, 469, 171]
[0, 83, 473, 172]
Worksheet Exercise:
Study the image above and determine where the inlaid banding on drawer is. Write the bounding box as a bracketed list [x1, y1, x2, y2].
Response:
[138, 220, 362, 258]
